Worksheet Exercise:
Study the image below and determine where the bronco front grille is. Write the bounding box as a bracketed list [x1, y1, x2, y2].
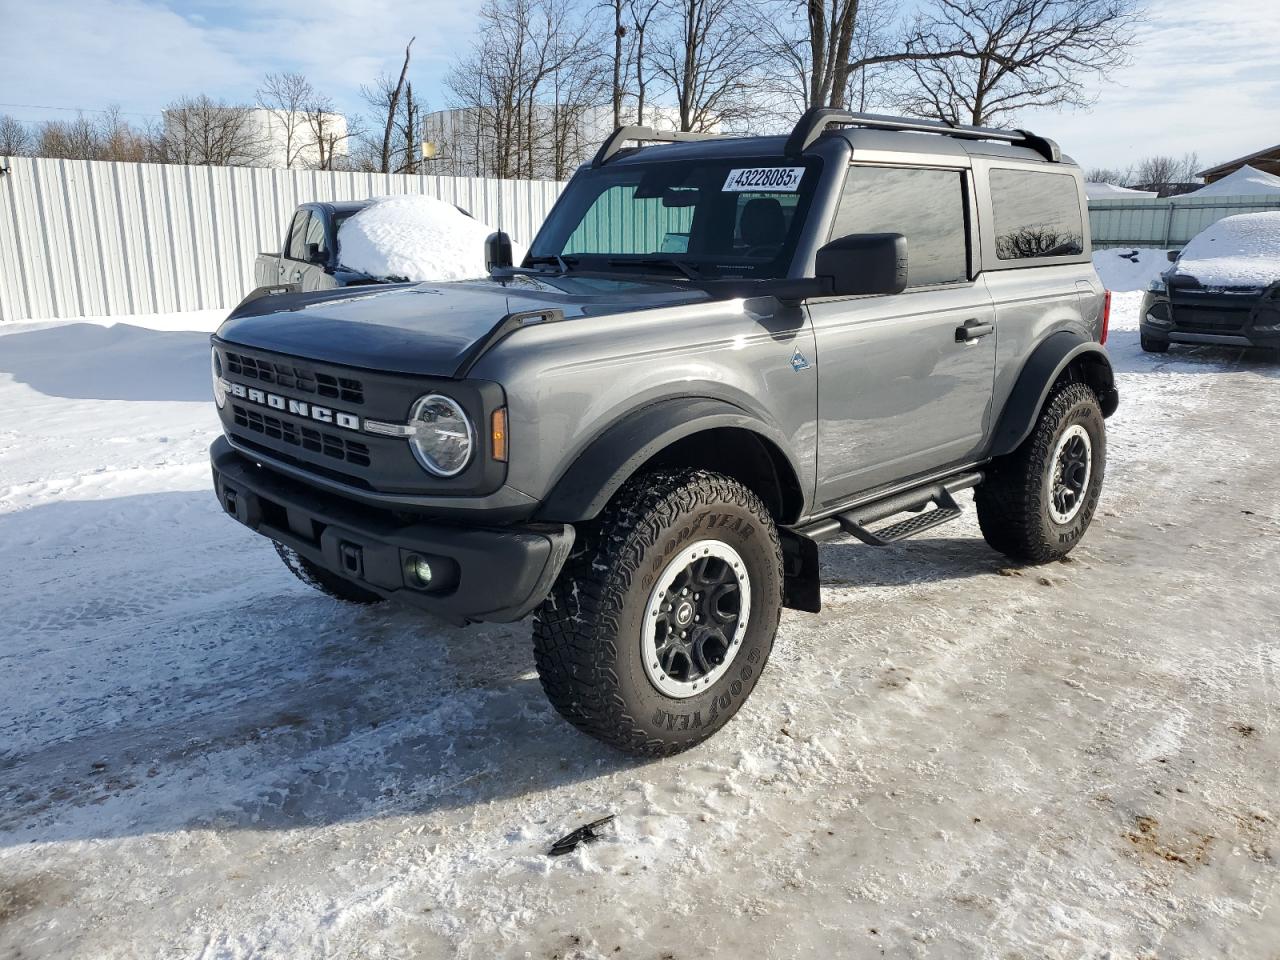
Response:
[224, 351, 364, 405]
[232, 404, 372, 468]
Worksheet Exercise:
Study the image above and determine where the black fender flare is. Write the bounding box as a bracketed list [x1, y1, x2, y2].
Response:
[989, 330, 1119, 458]
[535, 397, 805, 523]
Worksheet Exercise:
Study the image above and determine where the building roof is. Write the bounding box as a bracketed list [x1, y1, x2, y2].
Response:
[1184, 164, 1280, 197]
[1198, 144, 1280, 179]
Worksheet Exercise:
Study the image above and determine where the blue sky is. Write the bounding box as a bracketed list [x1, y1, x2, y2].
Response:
[2, 0, 1278, 173]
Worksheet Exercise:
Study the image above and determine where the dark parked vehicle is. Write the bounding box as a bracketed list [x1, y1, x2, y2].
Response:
[1141, 214, 1280, 355]
[254, 201, 383, 293]
[211, 109, 1117, 755]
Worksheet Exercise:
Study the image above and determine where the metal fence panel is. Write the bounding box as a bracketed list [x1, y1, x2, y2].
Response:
[0, 156, 568, 321]
[1089, 194, 1280, 248]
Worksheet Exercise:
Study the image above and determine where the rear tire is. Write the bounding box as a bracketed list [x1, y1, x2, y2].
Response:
[533, 468, 783, 756]
[274, 541, 384, 604]
[976, 382, 1106, 564]
[1140, 332, 1169, 353]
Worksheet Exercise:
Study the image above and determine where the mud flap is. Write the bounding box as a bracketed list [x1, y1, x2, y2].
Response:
[780, 528, 821, 613]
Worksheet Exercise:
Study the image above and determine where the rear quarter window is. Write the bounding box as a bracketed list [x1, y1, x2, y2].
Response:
[989, 169, 1084, 261]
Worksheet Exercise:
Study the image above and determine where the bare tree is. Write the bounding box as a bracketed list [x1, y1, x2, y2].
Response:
[651, 0, 765, 131]
[34, 114, 101, 160]
[303, 94, 358, 170]
[257, 72, 316, 169]
[629, 0, 662, 125]
[753, 0, 896, 120]
[0, 115, 33, 157]
[1132, 152, 1200, 192]
[156, 95, 267, 166]
[890, 0, 1140, 126]
[445, 0, 605, 178]
[362, 39, 415, 174]
[1084, 165, 1133, 186]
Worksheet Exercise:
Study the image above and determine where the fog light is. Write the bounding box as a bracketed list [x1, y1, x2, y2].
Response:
[409, 556, 433, 586]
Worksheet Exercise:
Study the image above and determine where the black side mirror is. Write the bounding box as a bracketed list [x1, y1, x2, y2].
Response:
[1166, 249, 1180, 263]
[306, 242, 325, 264]
[816, 233, 908, 296]
[485, 231, 514, 272]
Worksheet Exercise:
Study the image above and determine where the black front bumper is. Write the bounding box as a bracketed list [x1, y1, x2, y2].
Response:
[1141, 288, 1280, 348]
[210, 436, 573, 624]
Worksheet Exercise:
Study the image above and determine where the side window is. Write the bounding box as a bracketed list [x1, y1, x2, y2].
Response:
[285, 211, 311, 261]
[303, 213, 327, 259]
[989, 169, 1084, 261]
[831, 166, 968, 287]
[563, 184, 694, 256]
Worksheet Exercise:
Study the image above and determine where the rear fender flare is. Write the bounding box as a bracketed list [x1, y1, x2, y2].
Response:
[989, 331, 1118, 458]
[535, 398, 805, 523]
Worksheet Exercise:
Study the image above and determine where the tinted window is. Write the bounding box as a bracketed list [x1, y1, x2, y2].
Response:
[831, 167, 968, 286]
[532, 159, 820, 280]
[990, 169, 1084, 260]
[285, 212, 311, 261]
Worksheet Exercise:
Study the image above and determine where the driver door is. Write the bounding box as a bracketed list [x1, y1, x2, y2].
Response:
[808, 164, 996, 508]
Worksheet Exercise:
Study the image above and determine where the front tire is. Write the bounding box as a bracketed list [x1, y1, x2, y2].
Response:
[533, 469, 783, 756]
[976, 382, 1106, 564]
[1140, 331, 1169, 353]
[274, 541, 384, 604]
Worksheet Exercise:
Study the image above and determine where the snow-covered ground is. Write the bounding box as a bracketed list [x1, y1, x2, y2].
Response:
[3, 281, 1279, 959]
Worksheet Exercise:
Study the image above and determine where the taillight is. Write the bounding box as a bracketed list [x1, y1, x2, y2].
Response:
[1100, 290, 1111, 344]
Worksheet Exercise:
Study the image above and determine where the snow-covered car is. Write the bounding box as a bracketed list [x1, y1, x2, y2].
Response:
[251, 196, 495, 296]
[1140, 212, 1280, 355]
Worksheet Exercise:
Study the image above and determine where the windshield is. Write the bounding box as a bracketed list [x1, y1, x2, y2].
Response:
[529, 158, 822, 279]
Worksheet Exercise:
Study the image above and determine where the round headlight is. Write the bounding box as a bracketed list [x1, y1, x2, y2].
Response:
[408, 394, 474, 476]
[211, 348, 227, 409]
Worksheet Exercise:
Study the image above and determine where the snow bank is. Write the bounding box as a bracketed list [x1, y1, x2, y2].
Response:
[1091, 247, 1170, 292]
[1173, 211, 1280, 287]
[1185, 164, 1280, 198]
[1086, 182, 1157, 199]
[336, 195, 525, 283]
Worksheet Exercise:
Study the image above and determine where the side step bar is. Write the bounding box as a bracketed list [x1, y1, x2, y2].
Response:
[797, 472, 984, 547]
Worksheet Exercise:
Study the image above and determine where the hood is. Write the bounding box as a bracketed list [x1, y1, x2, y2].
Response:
[216, 274, 712, 377]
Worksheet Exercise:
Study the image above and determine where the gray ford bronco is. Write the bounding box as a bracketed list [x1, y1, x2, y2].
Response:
[210, 109, 1118, 756]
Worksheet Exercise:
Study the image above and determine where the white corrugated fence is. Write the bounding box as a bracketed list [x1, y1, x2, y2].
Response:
[0, 157, 566, 322]
[1089, 194, 1280, 249]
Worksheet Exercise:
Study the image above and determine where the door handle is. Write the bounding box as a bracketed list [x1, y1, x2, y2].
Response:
[956, 319, 994, 342]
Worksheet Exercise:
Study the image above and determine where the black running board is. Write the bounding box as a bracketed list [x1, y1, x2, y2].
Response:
[797, 472, 983, 546]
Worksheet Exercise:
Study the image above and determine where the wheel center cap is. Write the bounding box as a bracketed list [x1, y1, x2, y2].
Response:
[675, 601, 694, 626]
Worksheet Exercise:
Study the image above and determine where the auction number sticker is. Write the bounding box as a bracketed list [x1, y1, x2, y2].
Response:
[722, 167, 805, 192]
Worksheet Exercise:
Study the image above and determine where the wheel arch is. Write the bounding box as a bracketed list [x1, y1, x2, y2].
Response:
[989, 331, 1118, 458]
[535, 397, 808, 525]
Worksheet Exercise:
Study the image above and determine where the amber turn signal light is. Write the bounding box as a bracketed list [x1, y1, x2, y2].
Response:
[491, 407, 508, 461]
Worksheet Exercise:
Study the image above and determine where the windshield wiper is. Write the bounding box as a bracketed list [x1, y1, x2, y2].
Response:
[525, 254, 577, 274]
[606, 257, 703, 281]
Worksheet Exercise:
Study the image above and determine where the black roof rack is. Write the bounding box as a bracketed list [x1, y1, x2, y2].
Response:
[784, 107, 1061, 162]
[592, 125, 726, 166]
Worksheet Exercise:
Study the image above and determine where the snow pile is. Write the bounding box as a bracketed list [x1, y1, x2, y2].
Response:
[1173, 211, 1280, 287]
[1185, 164, 1280, 198]
[1091, 247, 1170, 292]
[1086, 183, 1157, 199]
[336, 195, 525, 283]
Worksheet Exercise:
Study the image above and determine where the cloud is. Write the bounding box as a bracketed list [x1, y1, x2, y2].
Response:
[1019, 0, 1280, 172]
[2, 0, 484, 123]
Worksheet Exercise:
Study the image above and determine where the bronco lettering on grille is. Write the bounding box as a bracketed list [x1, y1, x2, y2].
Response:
[225, 381, 362, 432]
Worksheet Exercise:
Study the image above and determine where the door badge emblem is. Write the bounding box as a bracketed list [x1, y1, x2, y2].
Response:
[790, 346, 811, 372]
